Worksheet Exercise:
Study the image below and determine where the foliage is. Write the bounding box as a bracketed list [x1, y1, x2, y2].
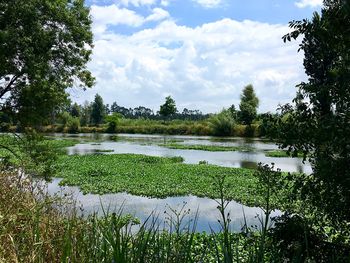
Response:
[59, 111, 72, 127]
[0, 133, 83, 179]
[54, 153, 278, 208]
[238, 84, 259, 125]
[91, 94, 105, 125]
[264, 150, 304, 158]
[79, 101, 92, 126]
[209, 109, 235, 136]
[279, 1, 350, 234]
[67, 117, 81, 133]
[70, 103, 81, 118]
[0, 0, 94, 125]
[228, 104, 238, 119]
[0, 172, 289, 263]
[105, 112, 122, 133]
[159, 96, 177, 118]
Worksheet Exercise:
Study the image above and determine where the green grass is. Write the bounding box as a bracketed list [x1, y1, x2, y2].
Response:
[55, 153, 273, 208]
[159, 143, 253, 152]
[0, 135, 83, 156]
[265, 150, 304, 158]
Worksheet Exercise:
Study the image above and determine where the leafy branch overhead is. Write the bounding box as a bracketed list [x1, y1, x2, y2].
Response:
[0, 0, 95, 125]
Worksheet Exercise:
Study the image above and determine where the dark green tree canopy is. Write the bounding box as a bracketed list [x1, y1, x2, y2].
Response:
[239, 84, 259, 125]
[91, 94, 105, 125]
[279, 0, 350, 226]
[159, 96, 177, 118]
[70, 103, 81, 118]
[0, 0, 94, 125]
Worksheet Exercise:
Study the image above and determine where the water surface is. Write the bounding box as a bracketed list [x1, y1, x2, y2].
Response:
[48, 178, 281, 233]
[54, 133, 311, 173]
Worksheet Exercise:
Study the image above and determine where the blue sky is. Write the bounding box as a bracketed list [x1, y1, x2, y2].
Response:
[73, 0, 323, 113]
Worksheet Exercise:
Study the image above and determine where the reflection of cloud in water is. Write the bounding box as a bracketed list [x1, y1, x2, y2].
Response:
[48, 179, 281, 233]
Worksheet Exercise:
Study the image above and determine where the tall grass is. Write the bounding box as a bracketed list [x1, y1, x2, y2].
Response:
[0, 168, 279, 263]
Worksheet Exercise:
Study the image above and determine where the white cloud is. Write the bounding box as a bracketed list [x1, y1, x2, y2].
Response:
[90, 5, 169, 35]
[91, 5, 144, 30]
[193, 0, 222, 8]
[145, 8, 170, 22]
[160, 0, 171, 6]
[74, 15, 305, 113]
[295, 0, 323, 8]
[119, 0, 157, 7]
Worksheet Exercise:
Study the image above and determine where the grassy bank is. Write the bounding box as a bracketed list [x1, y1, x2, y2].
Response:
[56, 153, 279, 208]
[5, 119, 262, 137]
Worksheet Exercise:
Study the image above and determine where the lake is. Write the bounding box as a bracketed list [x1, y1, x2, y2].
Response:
[47, 133, 309, 232]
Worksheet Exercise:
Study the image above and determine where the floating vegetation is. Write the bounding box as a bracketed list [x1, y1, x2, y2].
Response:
[55, 153, 276, 207]
[265, 150, 304, 158]
[158, 143, 253, 152]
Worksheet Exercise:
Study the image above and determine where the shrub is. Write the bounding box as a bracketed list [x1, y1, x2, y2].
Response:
[209, 110, 235, 136]
[67, 117, 81, 133]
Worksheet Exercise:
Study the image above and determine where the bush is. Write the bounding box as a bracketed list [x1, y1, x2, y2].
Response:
[209, 110, 235, 136]
[67, 117, 81, 133]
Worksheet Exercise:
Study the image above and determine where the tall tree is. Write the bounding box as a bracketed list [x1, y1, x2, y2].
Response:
[80, 101, 92, 126]
[280, 0, 350, 232]
[159, 96, 177, 118]
[0, 0, 94, 125]
[238, 85, 259, 125]
[91, 94, 105, 125]
[70, 103, 81, 118]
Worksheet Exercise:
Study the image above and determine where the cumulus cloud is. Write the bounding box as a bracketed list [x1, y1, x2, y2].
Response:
[91, 5, 144, 31]
[145, 8, 170, 22]
[295, 0, 323, 8]
[193, 0, 223, 8]
[75, 15, 305, 113]
[90, 5, 169, 35]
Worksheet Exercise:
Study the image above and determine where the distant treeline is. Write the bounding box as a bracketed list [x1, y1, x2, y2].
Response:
[0, 84, 277, 137]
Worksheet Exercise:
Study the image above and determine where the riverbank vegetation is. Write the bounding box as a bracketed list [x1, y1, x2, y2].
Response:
[0, 170, 291, 263]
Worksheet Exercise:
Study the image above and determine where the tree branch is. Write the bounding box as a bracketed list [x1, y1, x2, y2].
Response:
[0, 74, 21, 100]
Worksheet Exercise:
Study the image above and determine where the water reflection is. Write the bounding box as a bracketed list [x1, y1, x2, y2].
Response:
[48, 178, 281, 233]
[51, 133, 312, 174]
[239, 161, 258, 170]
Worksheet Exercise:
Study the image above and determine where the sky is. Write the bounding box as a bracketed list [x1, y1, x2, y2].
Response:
[71, 0, 323, 113]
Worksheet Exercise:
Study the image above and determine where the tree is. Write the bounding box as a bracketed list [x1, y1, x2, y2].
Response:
[0, 0, 94, 125]
[80, 101, 92, 126]
[209, 109, 235, 136]
[70, 103, 81, 118]
[228, 104, 237, 120]
[159, 96, 177, 118]
[105, 104, 110, 115]
[91, 94, 105, 125]
[105, 112, 122, 133]
[278, 0, 350, 238]
[133, 106, 153, 118]
[238, 85, 259, 125]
